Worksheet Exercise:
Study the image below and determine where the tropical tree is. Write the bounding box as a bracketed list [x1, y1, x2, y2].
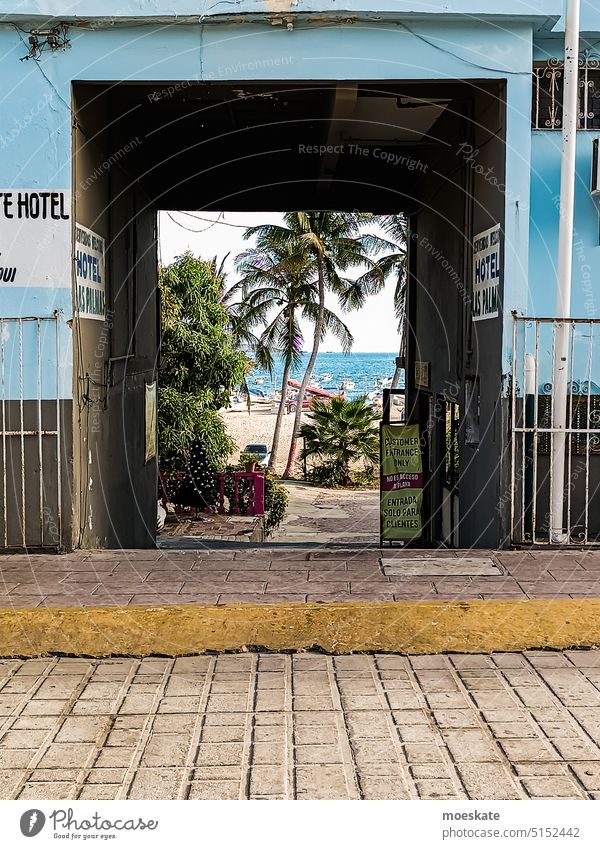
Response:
[233, 241, 353, 471]
[299, 396, 380, 487]
[359, 214, 408, 388]
[158, 252, 248, 470]
[234, 243, 309, 471]
[244, 212, 389, 477]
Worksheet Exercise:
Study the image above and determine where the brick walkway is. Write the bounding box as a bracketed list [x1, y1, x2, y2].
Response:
[0, 548, 598, 607]
[2, 651, 600, 800]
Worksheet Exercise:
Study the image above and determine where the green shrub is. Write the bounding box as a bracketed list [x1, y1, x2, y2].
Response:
[300, 396, 380, 486]
[158, 253, 248, 471]
[239, 452, 263, 468]
[222, 464, 288, 534]
[311, 461, 379, 490]
[264, 473, 288, 535]
[350, 465, 379, 489]
[311, 461, 346, 488]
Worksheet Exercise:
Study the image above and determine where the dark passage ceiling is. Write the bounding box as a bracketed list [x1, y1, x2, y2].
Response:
[76, 80, 488, 212]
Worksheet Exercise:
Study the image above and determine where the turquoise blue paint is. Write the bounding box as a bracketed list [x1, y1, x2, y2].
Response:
[0, 3, 595, 397]
[0, 288, 72, 399]
[553, 0, 600, 35]
[0, 13, 536, 399]
[0, 1, 562, 22]
[528, 132, 600, 389]
[529, 131, 600, 319]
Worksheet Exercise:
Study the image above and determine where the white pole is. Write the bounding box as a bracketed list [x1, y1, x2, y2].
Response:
[550, 0, 580, 544]
[525, 353, 536, 397]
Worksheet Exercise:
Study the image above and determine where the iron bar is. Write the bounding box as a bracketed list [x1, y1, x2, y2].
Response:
[0, 315, 62, 549]
[37, 319, 43, 547]
[19, 319, 25, 548]
[566, 322, 576, 538]
[55, 319, 62, 548]
[532, 321, 540, 543]
[512, 315, 599, 546]
[585, 324, 594, 544]
[1, 324, 6, 549]
[510, 316, 518, 541]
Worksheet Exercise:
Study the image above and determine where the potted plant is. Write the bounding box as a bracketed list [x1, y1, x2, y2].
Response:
[240, 451, 263, 473]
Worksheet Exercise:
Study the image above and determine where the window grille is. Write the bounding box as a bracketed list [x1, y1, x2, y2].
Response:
[532, 58, 600, 130]
[511, 316, 600, 545]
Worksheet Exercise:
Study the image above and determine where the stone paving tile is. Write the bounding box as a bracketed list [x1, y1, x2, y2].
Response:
[1, 548, 600, 606]
[0, 651, 599, 798]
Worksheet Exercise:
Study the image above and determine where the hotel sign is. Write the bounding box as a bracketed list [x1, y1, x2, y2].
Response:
[0, 189, 70, 288]
[472, 223, 501, 322]
[75, 223, 106, 321]
[380, 423, 423, 542]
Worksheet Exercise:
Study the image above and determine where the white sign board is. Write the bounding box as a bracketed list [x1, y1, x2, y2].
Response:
[472, 223, 501, 322]
[0, 189, 71, 288]
[75, 223, 106, 321]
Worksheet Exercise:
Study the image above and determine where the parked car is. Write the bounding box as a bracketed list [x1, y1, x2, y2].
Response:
[243, 443, 271, 467]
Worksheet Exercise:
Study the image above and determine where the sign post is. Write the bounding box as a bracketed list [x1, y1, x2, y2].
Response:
[380, 421, 423, 546]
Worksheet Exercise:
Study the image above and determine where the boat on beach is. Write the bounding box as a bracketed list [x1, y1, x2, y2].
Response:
[248, 353, 400, 403]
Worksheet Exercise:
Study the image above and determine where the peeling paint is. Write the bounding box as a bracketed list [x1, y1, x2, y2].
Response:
[263, 0, 295, 12]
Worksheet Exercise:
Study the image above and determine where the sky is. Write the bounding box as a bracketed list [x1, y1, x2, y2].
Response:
[158, 211, 401, 353]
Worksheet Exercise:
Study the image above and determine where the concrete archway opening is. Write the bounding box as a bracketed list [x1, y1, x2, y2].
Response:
[70, 78, 506, 550]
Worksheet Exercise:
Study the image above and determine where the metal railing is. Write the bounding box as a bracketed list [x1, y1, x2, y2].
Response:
[161, 470, 265, 517]
[511, 315, 600, 545]
[0, 315, 62, 549]
[532, 58, 600, 130]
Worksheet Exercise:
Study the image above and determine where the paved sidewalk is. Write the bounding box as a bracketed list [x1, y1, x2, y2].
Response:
[0, 548, 598, 607]
[270, 481, 380, 545]
[1, 651, 600, 800]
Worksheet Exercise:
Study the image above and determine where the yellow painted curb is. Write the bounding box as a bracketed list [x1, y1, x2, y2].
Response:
[0, 599, 599, 656]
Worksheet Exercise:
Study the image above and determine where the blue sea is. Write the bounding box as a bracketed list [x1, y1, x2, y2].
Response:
[249, 351, 404, 400]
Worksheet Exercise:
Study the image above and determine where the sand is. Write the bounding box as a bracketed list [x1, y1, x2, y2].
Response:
[221, 396, 400, 474]
[221, 405, 308, 473]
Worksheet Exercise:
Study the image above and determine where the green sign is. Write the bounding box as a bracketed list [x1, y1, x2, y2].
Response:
[380, 423, 423, 541]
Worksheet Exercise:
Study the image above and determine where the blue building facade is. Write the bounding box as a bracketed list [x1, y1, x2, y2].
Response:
[0, 1, 598, 549]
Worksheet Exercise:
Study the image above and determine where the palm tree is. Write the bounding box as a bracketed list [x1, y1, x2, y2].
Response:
[244, 212, 388, 478]
[234, 242, 353, 472]
[234, 243, 310, 470]
[358, 214, 408, 388]
[299, 396, 380, 486]
[219, 281, 272, 414]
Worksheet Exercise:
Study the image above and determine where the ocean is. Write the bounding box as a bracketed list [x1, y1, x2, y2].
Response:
[249, 351, 404, 400]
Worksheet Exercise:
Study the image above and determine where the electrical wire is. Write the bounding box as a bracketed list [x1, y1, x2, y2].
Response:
[168, 210, 225, 232]
[174, 211, 255, 228]
[396, 20, 530, 77]
[166, 211, 255, 230]
[9, 23, 76, 113]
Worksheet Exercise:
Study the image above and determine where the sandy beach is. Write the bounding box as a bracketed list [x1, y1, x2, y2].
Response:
[221, 394, 400, 474]
[221, 404, 308, 473]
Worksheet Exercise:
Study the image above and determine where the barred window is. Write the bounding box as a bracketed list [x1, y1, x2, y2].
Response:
[537, 394, 600, 455]
[532, 59, 600, 130]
